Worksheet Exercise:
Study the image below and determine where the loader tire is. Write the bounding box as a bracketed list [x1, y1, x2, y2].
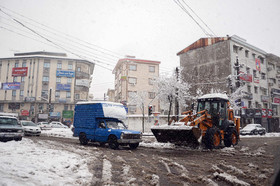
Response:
[203, 128, 221, 149]
[224, 128, 238, 147]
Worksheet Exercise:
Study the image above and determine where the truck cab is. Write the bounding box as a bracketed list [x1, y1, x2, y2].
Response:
[73, 101, 142, 149]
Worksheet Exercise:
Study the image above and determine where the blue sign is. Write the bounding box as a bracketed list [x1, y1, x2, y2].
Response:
[56, 84, 71, 91]
[56, 70, 75, 77]
[50, 112, 61, 118]
[2, 82, 21, 90]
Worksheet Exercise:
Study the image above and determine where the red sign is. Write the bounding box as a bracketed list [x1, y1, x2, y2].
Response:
[262, 109, 267, 118]
[240, 72, 252, 82]
[12, 67, 28, 76]
[256, 59, 261, 71]
[273, 97, 280, 105]
[267, 109, 273, 118]
[21, 110, 29, 116]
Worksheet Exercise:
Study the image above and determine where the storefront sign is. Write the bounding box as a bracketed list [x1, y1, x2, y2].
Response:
[271, 88, 280, 95]
[254, 109, 262, 118]
[50, 112, 61, 118]
[62, 110, 74, 118]
[25, 97, 36, 102]
[256, 58, 261, 71]
[240, 72, 252, 82]
[262, 109, 267, 118]
[2, 82, 21, 90]
[12, 67, 28, 76]
[267, 109, 273, 118]
[56, 84, 71, 91]
[261, 95, 269, 102]
[56, 70, 75, 77]
[21, 110, 29, 116]
[38, 114, 48, 119]
[273, 97, 280, 105]
[76, 79, 90, 87]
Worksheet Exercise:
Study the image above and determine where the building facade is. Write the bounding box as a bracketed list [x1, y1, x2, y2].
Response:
[178, 35, 279, 130]
[113, 58, 160, 115]
[0, 51, 95, 124]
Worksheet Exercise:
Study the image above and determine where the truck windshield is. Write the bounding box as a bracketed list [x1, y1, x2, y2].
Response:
[106, 121, 127, 129]
[0, 118, 18, 125]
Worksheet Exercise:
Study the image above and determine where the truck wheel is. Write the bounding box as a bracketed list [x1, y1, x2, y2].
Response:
[79, 133, 89, 145]
[129, 143, 139, 150]
[203, 128, 221, 149]
[108, 135, 119, 150]
[224, 128, 238, 147]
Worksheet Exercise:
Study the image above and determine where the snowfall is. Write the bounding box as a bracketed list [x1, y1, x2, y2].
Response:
[0, 128, 280, 185]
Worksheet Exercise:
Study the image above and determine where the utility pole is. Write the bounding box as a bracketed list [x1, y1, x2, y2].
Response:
[234, 56, 242, 119]
[48, 88, 52, 123]
[175, 67, 179, 121]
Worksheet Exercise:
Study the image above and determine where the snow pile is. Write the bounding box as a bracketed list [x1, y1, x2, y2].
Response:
[140, 141, 175, 149]
[213, 172, 250, 186]
[41, 128, 76, 139]
[0, 138, 91, 186]
[241, 132, 280, 138]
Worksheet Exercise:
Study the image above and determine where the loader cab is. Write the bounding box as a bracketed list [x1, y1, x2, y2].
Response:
[197, 97, 229, 128]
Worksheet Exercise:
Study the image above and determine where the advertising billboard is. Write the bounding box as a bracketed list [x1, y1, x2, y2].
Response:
[12, 67, 28, 76]
[56, 84, 71, 91]
[2, 82, 21, 90]
[56, 70, 75, 77]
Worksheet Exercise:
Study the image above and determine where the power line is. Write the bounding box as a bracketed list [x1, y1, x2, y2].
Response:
[0, 5, 124, 59]
[173, 0, 212, 37]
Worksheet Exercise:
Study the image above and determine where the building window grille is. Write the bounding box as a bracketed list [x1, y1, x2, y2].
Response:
[68, 64, 73, 70]
[43, 76, 49, 82]
[12, 90, 16, 97]
[55, 91, 60, 97]
[57, 62, 62, 69]
[148, 92, 155, 99]
[261, 73, 266, 80]
[20, 90, 24, 97]
[44, 61, 50, 68]
[67, 78, 72, 84]
[128, 77, 137, 84]
[66, 91, 71, 98]
[56, 77, 61, 83]
[149, 66, 155, 72]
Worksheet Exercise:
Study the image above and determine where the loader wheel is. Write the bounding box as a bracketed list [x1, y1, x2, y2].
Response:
[79, 133, 89, 145]
[203, 128, 221, 149]
[224, 128, 238, 147]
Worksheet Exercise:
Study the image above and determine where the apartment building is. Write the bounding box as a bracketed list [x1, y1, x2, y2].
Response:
[177, 35, 279, 130]
[0, 51, 95, 123]
[112, 58, 160, 115]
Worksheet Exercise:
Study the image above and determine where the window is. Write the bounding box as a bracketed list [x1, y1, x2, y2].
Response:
[128, 105, 136, 113]
[20, 90, 24, 97]
[41, 90, 48, 98]
[260, 57, 264, 64]
[253, 70, 257, 78]
[15, 62, 19, 67]
[261, 73, 266, 80]
[269, 78, 276, 84]
[149, 78, 154, 85]
[255, 102, 260, 108]
[75, 94, 80, 100]
[149, 66, 155, 72]
[13, 77, 17, 82]
[22, 61, 26, 67]
[128, 77, 137, 84]
[247, 85, 251, 93]
[12, 90, 16, 97]
[56, 77, 61, 83]
[245, 50, 249, 58]
[246, 67, 250, 74]
[77, 67, 81, 72]
[43, 76, 49, 82]
[21, 77, 25, 82]
[66, 91, 71, 98]
[129, 64, 137, 71]
[55, 91, 60, 97]
[0, 104, 3, 112]
[148, 92, 155, 99]
[68, 64, 73, 70]
[248, 101, 252, 108]
[44, 61, 50, 68]
[252, 53, 256, 59]
[233, 45, 238, 53]
[57, 62, 62, 69]
[64, 105, 68, 110]
[254, 87, 258, 94]
[67, 78, 72, 84]
[262, 88, 267, 95]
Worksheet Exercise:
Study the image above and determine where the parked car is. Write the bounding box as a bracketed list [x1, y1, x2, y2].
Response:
[37, 122, 52, 130]
[50, 121, 68, 128]
[0, 116, 23, 142]
[20, 120, 41, 136]
[240, 124, 266, 135]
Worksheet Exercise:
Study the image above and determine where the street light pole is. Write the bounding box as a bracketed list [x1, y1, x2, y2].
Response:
[48, 88, 52, 123]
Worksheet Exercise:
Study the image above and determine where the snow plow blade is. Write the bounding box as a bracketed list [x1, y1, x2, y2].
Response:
[151, 125, 201, 147]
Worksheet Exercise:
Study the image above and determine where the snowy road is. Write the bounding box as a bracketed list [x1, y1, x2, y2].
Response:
[1, 132, 280, 186]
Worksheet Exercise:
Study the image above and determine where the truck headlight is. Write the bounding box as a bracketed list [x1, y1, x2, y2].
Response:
[120, 132, 124, 139]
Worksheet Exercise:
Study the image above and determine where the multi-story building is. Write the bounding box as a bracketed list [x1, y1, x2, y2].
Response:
[112, 58, 160, 115]
[0, 51, 95, 124]
[266, 54, 280, 131]
[177, 35, 278, 130]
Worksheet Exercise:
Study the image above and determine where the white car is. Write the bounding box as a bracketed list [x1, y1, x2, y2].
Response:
[50, 122, 68, 128]
[20, 120, 41, 136]
[37, 122, 52, 130]
[240, 124, 266, 135]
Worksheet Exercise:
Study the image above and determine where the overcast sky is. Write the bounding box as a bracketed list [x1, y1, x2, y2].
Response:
[1, 0, 280, 99]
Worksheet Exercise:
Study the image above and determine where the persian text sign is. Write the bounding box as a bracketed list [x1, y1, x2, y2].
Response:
[12, 67, 28, 76]
[56, 70, 75, 77]
[21, 110, 29, 116]
[273, 97, 280, 105]
[2, 82, 20, 90]
[62, 110, 74, 118]
[56, 84, 71, 91]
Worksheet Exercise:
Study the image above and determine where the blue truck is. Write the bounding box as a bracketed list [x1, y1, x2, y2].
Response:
[73, 101, 142, 149]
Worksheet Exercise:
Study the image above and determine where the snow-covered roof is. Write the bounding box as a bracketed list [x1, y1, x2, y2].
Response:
[76, 101, 123, 106]
[198, 93, 229, 100]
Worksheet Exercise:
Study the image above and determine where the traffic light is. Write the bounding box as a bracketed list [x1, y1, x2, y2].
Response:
[148, 105, 153, 116]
